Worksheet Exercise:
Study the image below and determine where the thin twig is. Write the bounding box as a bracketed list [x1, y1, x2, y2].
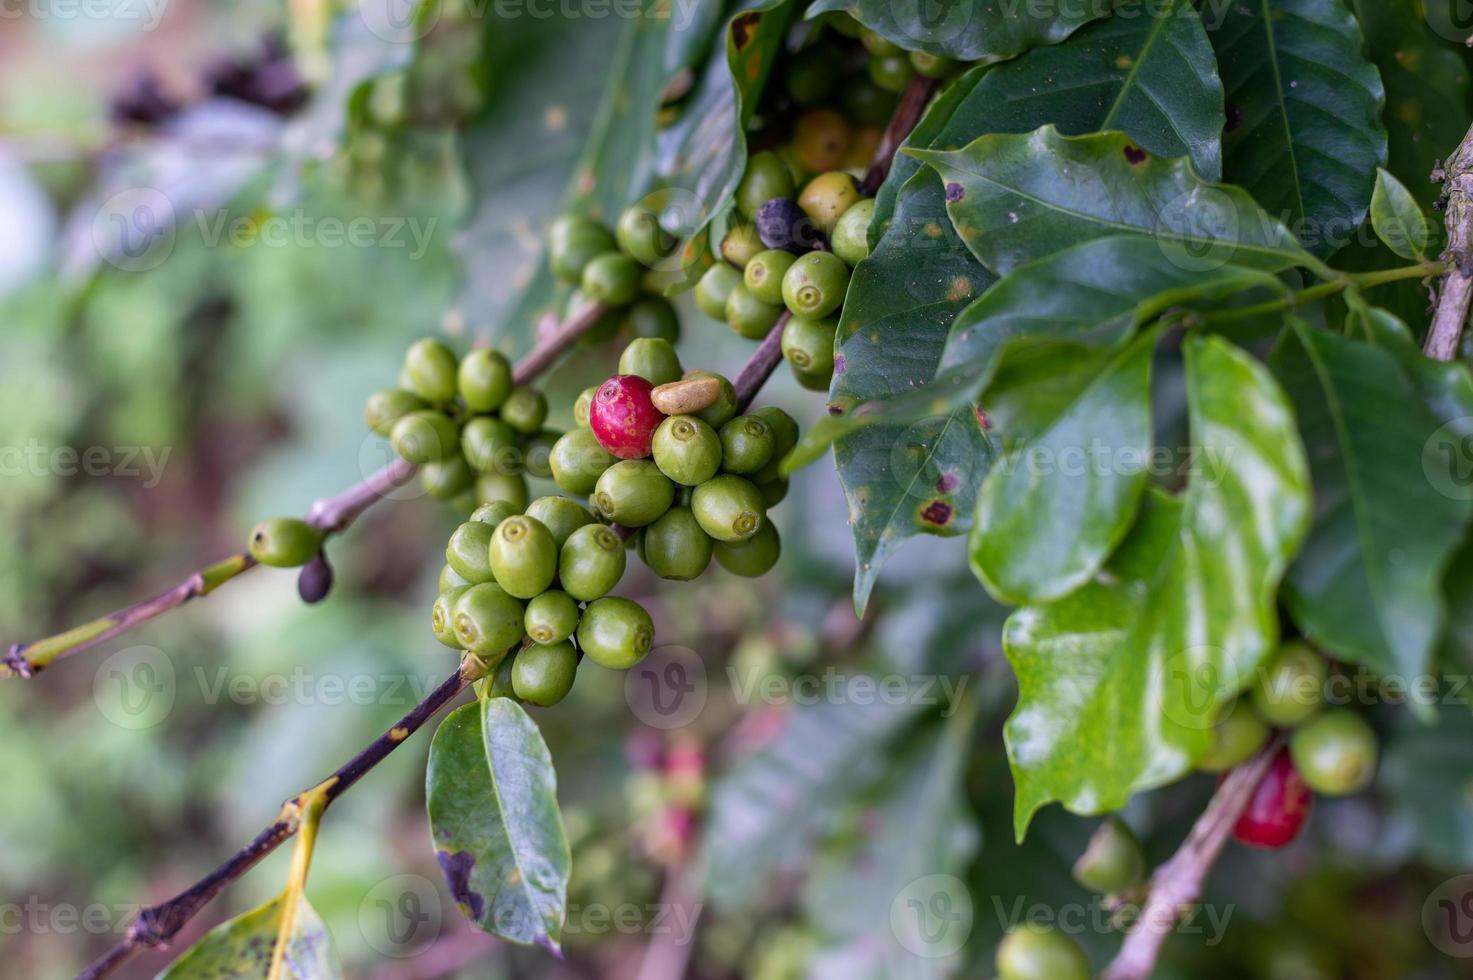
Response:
[734, 312, 791, 412]
[1101, 738, 1284, 980]
[4, 303, 609, 680]
[1427, 122, 1473, 361]
[862, 73, 938, 196]
[76, 657, 486, 980]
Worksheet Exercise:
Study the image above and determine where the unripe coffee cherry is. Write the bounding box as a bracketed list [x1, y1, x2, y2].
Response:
[1071, 817, 1145, 894]
[712, 520, 780, 577]
[782, 251, 850, 319]
[1198, 699, 1270, 773]
[582, 251, 642, 306]
[452, 583, 524, 659]
[512, 640, 579, 706]
[744, 249, 797, 306]
[1232, 748, 1312, 849]
[560, 523, 628, 601]
[523, 496, 594, 549]
[798, 172, 862, 235]
[550, 429, 617, 495]
[791, 109, 852, 174]
[719, 415, 776, 474]
[476, 472, 530, 511]
[500, 386, 549, 435]
[639, 507, 713, 581]
[470, 500, 519, 528]
[458, 348, 513, 412]
[488, 516, 558, 599]
[1250, 641, 1327, 728]
[685, 371, 738, 429]
[577, 596, 655, 669]
[446, 521, 496, 584]
[594, 460, 675, 527]
[726, 284, 784, 341]
[1289, 709, 1378, 797]
[995, 924, 1089, 980]
[619, 338, 683, 386]
[365, 388, 427, 436]
[695, 263, 742, 319]
[616, 203, 675, 266]
[590, 375, 664, 460]
[692, 475, 766, 542]
[524, 590, 580, 645]
[403, 337, 459, 405]
[249, 517, 323, 568]
[721, 222, 764, 268]
[652, 415, 722, 486]
[390, 410, 460, 464]
[625, 296, 681, 342]
[574, 386, 598, 428]
[831, 199, 876, 267]
[736, 150, 796, 219]
[439, 564, 471, 592]
[432, 587, 468, 649]
[421, 457, 474, 501]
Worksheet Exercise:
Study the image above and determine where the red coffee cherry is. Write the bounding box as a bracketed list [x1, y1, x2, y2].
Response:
[589, 375, 664, 460]
[1232, 748, 1312, 849]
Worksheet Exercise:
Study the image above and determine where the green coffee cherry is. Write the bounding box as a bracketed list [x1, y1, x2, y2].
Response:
[501, 386, 549, 435]
[685, 370, 739, 429]
[782, 251, 850, 319]
[910, 50, 958, 79]
[726, 285, 783, 341]
[365, 388, 428, 436]
[523, 429, 560, 480]
[616, 203, 675, 266]
[1289, 710, 1378, 797]
[696, 263, 742, 320]
[524, 496, 595, 549]
[559, 524, 628, 601]
[753, 406, 799, 467]
[719, 415, 776, 475]
[784, 44, 839, 106]
[248, 517, 323, 568]
[461, 417, 519, 474]
[573, 386, 598, 428]
[404, 338, 459, 405]
[549, 215, 616, 282]
[577, 596, 655, 669]
[1072, 817, 1145, 894]
[452, 583, 524, 658]
[482, 654, 518, 700]
[458, 348, 513, 413]
[390, 410, 460, 464]
[692, 475, 766, 542]
[432, 587, 468, 649]
[639, 507, 713, 581]
[868, 52, 914, 93]
[782, 315, 837, 378]
[996, 924, 1089, 980]
[842, 76, 898, 126]
[744, 250, 798, 306]
[525, 590, 581, 645]
[476, 471, 530, 513]
[619, 338, 683, 386]
[550, 429, 618, 495]
[439, 563, 471, 592]
[712, 520, 780, 577]
[858, 25, 900, 55]
[1198, 699, 1270, 773]
[831, 199, 875, 267]
[581, 251, 642, 306]
[420, 457, 474, 500]
[737, 151, 796, 219]
[798, 172, 863, 236]
[721, 223, 764, 268]
[488, 516, 558, 599]
[594, 460, 675, 527]
[512, 640, 579, 706]
[446, 520, 496, 584]
[625, 297, 680, 342]
[652, 415, 722, 486]
[471, 500, 519, 527]
[1250, 642, 1328, 728]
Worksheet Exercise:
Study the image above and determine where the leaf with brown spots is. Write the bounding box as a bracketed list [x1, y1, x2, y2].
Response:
[426, 700, 570, 950]
[158, 894, 341, 979]
[809, 0, 1103, 64]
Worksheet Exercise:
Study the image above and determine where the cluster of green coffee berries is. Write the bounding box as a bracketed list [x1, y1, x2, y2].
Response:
[435, 496, 653, 707]
[366, 337, 556, 513]
[548, 205, 684, 349]
[546, 339, 794, 581]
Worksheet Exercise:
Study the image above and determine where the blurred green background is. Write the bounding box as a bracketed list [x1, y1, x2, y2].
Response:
[3, 3, 1473, 979]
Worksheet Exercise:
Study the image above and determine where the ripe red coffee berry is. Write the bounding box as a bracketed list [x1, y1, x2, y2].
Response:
[590, 375, 664, 460]
[1232, 748, 1312, 849]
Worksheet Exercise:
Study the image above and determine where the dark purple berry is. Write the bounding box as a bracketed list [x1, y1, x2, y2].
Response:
[757, 198, 820, 253]
[297, 551, 334, 604]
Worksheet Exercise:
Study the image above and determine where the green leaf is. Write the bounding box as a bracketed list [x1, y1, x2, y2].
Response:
[876, 0, 1226, 227]
[808, 0, 1105, 64]
[699, 691, 925, 910]
[1369, 168, 1432, 260]
[825, 168, 994, 614]
[1269, 319, 1473, 682]
[972, 330, 1158, 606]
[1207, 0, 1387, 258]
[157, 895, 340, 979]
[1005, 335, 1310, 838]
[1382, 705, 1473, 868]
[801, 698, 981, 977]
[911, 127, 1312, 278]
[426, 699, 571, 951]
